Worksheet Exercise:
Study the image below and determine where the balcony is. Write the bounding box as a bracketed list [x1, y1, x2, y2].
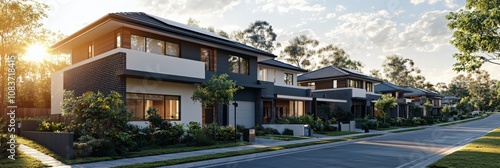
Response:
[125, 49, 205, 80]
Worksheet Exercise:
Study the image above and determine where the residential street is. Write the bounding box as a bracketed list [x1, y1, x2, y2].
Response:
[187, 114, 500, 168]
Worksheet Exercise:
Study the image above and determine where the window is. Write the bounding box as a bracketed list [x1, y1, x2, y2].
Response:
[146, 38, 164, 55]
[165, 42, 179, 57]
[347, 79, 361, 88]
[366, 82, 373, 92]
[228, 56, 249, 74]
[289, 101, 304, 117]
[88, 42, 94, 58]
[333, 80, 337, 88]
[126, 93, 181, 121]
[284, 73, 293, 85]
[258, 68, 268, 81]
[116, 32, 121, 48]
[201, 48, 214, 71]
[131, 35, 145, 52]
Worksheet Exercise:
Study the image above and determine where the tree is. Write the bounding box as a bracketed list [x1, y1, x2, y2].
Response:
[280, 35, 319, 70]
[369, 69, 384, 81]
[435, 82, 448, 94]
[467, 70, 495, 111]
[375, 94, 396, 123]
[0, 0, 48, 107]
[234, 21, 280, 52]
[446, 0, 500, 72]
[186, 18, 229, 38]
[191, 74, 243, 124]
[445, 74, 472, 98]
[316, 44, 363, 71]
[381, 55, 427, 88]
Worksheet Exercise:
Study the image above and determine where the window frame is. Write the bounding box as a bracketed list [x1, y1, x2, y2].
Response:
[284, 73, 294, 85]
[126, 93, 181, 121]
[201, 48, 215, 71]
[228, 55, 249, 75]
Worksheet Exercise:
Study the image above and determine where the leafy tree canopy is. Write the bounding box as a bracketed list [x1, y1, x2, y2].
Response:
[279, 35, 319, 70]
[317, 44, 363, 71]
[446, 0, 500, 72]
[191, 74, 243, 108]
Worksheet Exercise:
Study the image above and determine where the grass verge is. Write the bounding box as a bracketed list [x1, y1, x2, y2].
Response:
[257, 135, 311, 141]
[0, 150, 49, 168]
[438, 115, 489, 127]
[17, 136, 249, 164]
[116, 134, 383, 168]
[315, 131, 359, 136]
[375, 127, 399, 131]
[428, 128, 500, 168]
[390, 127, 424, 133]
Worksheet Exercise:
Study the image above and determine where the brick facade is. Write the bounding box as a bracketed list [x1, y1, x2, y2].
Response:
[64, 52, 126, 101]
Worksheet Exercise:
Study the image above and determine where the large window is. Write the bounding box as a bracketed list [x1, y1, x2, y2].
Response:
[201, 48, 214, 71]
[289, 101, 304, 116]
[366, 82, 373, 92]
[229, 56, 249, 75]
[130, 34, 180, 57]
[347, 79, 362, 88]
[131, 35, 146, 52]
[146, 38, 164, 55]
[126, 93, 180, 121]
[284, 73, 293, 85]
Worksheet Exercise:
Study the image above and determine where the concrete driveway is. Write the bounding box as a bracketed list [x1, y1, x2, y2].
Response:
[179, 114, 500, 168]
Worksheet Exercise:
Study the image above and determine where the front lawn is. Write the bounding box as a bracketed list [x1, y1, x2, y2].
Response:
[0, 151, 48, 168]
[375, 127, 398, 131]
[316, 131, 359, 136]
[429, 127, 500, 168]
[17, 136, 249, 165]
[257, 135, 311, 141]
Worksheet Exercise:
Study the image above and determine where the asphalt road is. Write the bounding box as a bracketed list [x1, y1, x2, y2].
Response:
[197, 114, 500, 168]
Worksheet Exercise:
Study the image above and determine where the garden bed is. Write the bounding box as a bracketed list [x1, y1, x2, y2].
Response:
[315, 131, 359, 136]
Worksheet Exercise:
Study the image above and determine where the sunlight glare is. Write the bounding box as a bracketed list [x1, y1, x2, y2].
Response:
[25, 44, 48, 62]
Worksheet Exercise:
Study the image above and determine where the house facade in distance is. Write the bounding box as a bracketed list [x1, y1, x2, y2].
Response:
[403, 87, 444, 116]
[50, 12, 312, 128]
[374, 82, 413, 118]
[297, 66, 382, 118]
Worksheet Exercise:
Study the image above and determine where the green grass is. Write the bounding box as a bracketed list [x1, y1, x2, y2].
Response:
[315, 131, 359, 136]
[17, 136, 249, 164]
[375, 127, 399, 131]
[428, 128, 500, 168]
[116, 134, 383, 168]
[438, 115, 489, 127]
[257, 135, 311, 141]
[390, 127, 425, 133]
[0, 151, 49, 168]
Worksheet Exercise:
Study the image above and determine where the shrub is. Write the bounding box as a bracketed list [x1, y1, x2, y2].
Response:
[153, 122, 184, 146]
[127, 125, 151, 150]
[333, 107, 354, 123]
[236, 125, 246, 133]
[87, 139, 115, 157]
[282, 128, 294, 135]
[37, 120, 66, 132]
[192, 128, 216, 146]
[73, 142, 93, 158]
[263, 127, 280, 135]
[147, 107, 163, 130]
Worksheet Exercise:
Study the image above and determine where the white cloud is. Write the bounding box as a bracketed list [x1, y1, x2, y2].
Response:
[397, 10, 452, 52]
[335, 5, 346, 12]
[138, 0, 240, 19]
[326, 13, 336, 19]
[410, 0, 459, 8]
[253, 0, 325, 13]
[325, 10, 398, 51]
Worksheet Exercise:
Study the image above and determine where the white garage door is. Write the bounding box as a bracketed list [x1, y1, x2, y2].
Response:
[228, 101, 255, 128]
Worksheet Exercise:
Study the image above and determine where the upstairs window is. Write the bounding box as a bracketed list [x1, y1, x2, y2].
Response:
[146, 38, 164, 55]
[284, 73, 293, 85]
[88, 42, 94, 58]
[229, 56, 249, 75]
[366, 82, 373, 92]
[258, 68, 268, 81]
[333, 80, 337, 88]
[165, 41, 180, 57]
[131, 35, 145, 52]
[201, 48, 214, 71]
[116, 32, 121, 48]
[347, 79, 362, 88]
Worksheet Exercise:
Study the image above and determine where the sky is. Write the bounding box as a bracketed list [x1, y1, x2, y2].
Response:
[38, 0, 499, 85]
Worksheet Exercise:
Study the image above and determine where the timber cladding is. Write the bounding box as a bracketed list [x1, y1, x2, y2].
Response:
[63, 52, 126, 101]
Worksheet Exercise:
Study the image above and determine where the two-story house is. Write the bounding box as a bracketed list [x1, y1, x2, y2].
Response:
[404, 87, 444, 116]
[50, 12, 293, 128]
[297, 66, 382, 118]
[442, 96, 461, 107]
[374, 82, 412, 118]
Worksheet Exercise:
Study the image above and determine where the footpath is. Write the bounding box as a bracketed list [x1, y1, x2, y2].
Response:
[19, 116, 483, 168]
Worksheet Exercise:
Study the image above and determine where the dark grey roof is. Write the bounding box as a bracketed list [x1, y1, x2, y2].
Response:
[443, 96, 461, 101]
[54, 12, 275, 58]
[297, 66, 382, 82]
[258, 59, 308, 72]
[374, 82, 412, 93]
[404, 87, 444, 98]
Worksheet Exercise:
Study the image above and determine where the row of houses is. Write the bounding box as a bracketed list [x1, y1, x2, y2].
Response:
[50, 12, 459, 128]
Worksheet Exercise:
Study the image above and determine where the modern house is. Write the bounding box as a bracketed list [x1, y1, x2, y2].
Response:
[374, 82, 412, 118]
[50, 12, 311, 128]
[403, 87, 444, 116]
[442, 96, 461, 107]
[297, 66, 381, 118]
